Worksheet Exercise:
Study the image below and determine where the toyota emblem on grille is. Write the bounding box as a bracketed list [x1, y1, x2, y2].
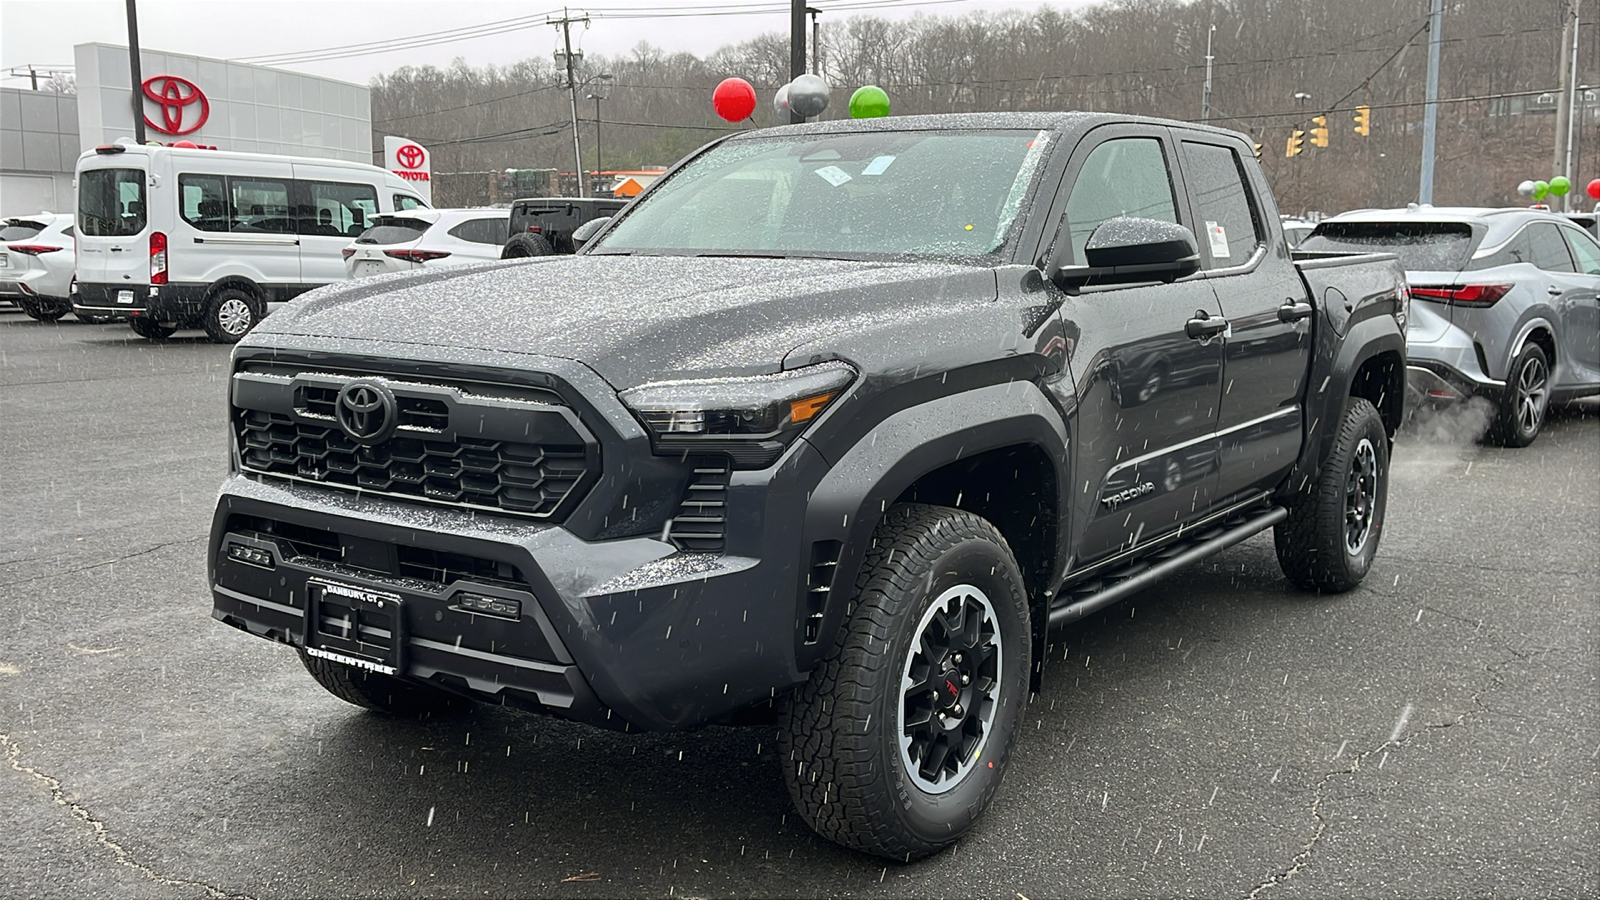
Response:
[336, 381, 397, 444]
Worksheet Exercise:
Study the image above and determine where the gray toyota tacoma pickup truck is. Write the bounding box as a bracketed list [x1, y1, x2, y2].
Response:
[209, 112, 1407, 860]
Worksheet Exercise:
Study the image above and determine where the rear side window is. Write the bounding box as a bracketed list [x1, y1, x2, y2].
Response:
[1300, 222, 1473, 271]
[0, 223, 44, 241]
[78, 168, 146, 236]
[448, 217, 508, 245]
[1180, 141, 1263, 267]
[302, 181, 379, 237]
[1526, 223, 1575, 273]
[1062, 138, 1179, 266]
[356, 217, 429, 244]
[231, 178, 292, 234]
[180, 174, 230, 232]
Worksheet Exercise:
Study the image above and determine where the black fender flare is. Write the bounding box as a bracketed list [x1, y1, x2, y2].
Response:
[796, 381, 1070, 670]
[1279, 313, 1405, 504]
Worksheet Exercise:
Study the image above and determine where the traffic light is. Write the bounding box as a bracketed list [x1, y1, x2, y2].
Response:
[1310, 115, 1330, 148]
[1253, 141, 1263, 160]
[1286, 130, 1304, 158]
[1354, 105, 1371, 136]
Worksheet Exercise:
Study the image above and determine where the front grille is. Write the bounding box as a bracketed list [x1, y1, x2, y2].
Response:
[232, 369, 598, 521]
[228, 514, 527, 590]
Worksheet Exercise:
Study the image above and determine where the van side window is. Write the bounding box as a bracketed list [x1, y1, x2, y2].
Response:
[1061, 138, 1179, 267]
[180, 174, 230, 233]
[1179, 141, 1263, 267]
[394, 194, 425, 211]
[231, 178, 293, 234]
[303, 181, 379, 237]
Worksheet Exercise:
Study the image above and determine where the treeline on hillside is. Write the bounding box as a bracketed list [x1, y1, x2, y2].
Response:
[370, 0, 1596, 212]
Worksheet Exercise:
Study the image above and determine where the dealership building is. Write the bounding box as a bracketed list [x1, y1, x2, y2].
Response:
[2, 43, 376, 215]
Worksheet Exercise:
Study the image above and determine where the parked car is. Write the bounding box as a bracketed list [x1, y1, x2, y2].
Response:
[1301, 206, 1600, 446]
[208, 111, 1408, 861]
[1281, 215, 1317, 248]
[72, 141, 429, 343]
[501, 197, 625, 257]
[1564, 210, 1598, 239]
[0, 213, 77, 321]
[343, 208, 511, 278]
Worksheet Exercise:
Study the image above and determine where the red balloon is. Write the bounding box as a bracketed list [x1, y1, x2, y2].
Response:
[712, 77, 757, 122]
[1588, 178, 1600, 200]
[172, 140, 198, 148]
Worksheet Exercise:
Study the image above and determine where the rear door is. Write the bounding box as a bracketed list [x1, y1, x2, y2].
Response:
[76, 161, 150, 296]
[1046, 127, 1225, 564]
[1175, 134, 1312, 502]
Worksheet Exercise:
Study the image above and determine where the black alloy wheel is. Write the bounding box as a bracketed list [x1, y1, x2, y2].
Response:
[1275, 397, 1389, 592]
[898, 583, 1003, 794]
[1343, 435, 1379, 557]
[1489, 344, 1549, 448]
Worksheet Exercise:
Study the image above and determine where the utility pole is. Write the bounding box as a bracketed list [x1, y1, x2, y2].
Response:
[552, 8, 588, 198]
[1418, 0, 1442, 205]
[125, 0, 146, 143]
[1201, 24, 1216, 123]
[809, 7, 822, 75]
[790, 0, 806, 124]
[1554, 0, 1581, 211]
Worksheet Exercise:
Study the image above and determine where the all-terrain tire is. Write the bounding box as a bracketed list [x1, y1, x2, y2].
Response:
[501, 233, 553, 259]
[779, 504, 1031, 861]
[128, 317, 177, 341]
[1487, 343, 1549, 448]
[1275, 397, 1389, 592]
[297, 649, 475, 719]
[203, 288, 260, 343]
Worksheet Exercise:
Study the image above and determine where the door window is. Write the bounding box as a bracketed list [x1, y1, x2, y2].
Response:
[78, 168, 146, 236]
[1560, 226, 1600, 275]
[1527, 223, 1576, 273]
[179, 174, 230, 232]
[1180, 141, 1263, 267]
[1062, 138, 1178, 266]
[303, 181, 379, 237]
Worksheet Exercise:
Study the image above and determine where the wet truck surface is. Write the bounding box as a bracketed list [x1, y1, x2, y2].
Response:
[208, 112, 1408, 860]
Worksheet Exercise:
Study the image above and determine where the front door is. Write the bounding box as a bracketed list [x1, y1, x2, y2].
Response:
[1049, 130, 1225, 565]
[1551, 223, 1600, 382]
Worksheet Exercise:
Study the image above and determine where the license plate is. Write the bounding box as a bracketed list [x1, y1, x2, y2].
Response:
[303, 579, 406, 675]
[357, 261, 385, 277]
[117, 290, 134, 304]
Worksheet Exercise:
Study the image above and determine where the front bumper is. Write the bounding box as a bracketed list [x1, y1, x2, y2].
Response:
[210, 439, 826, 732]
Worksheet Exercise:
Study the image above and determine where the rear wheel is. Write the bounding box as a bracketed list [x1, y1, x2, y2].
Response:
[1275, 397, 1389, 591]
[501, 233, 553, 259]
[297, 649, 475, 719]
[129, 317, 177, 341]
[203, 288, 260, 343]
[1488, 343, 1549, 448]
[780, 504, 1031, 861]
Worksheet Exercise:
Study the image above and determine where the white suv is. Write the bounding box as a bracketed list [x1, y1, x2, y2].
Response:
[1, 213, 76, 321]
[344, 208, 510, 278]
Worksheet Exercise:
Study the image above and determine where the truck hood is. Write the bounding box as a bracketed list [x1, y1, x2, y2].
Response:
[257, 255, 998, 389]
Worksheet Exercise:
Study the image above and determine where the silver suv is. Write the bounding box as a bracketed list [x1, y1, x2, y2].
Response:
[1301, 207, 1600, 446]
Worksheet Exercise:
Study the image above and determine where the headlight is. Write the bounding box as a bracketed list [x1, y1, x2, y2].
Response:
[619, 361, 855, 468]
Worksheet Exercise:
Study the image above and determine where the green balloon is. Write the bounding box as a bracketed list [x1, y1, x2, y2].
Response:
[1549, 176, 1571, 196]
[1533, 180, 1550, 200]
[849, 85, 890, 119]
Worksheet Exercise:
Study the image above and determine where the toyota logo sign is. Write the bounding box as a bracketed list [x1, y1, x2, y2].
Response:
[335, 381, 397, 445]
[395, 144, 426, 169]
[142, 75, 210, 136]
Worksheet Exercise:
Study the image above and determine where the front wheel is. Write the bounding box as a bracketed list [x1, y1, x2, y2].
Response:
[1487, 343, 1549, 448]
[780, 504, 1031, 861]
[1275, 397, 1389, 592]
[203, 288, 259, 343]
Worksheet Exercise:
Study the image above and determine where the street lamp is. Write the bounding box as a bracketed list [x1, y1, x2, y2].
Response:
[585, 73, 613, 196]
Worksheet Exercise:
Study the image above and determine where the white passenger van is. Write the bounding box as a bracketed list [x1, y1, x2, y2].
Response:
[73, 140, 429, 342]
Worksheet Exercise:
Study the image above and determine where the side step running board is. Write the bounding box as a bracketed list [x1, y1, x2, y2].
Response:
[1047, 506, 1288, 629]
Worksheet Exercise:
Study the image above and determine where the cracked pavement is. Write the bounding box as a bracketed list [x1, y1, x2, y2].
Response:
[2, 312, 1596, 898]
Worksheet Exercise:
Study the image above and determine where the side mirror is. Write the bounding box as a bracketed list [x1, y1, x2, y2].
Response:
[1047, 217, 1201, 290]
[571, 216, 611, 250]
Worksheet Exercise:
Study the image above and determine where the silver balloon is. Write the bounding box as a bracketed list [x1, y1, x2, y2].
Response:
[773, 83, 790, 116]
[1516, 180, 1537, 198]
[788, 73, 831, 118]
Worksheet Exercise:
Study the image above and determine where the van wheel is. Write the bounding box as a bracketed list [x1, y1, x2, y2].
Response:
[203, 288, 259, 343]
[502, 234, 553, 259]
[780, 504, 1031, 861]
[129, 317, 177, 340]
[1275, 397, 1388, 592]
[297, 649, 475, 719]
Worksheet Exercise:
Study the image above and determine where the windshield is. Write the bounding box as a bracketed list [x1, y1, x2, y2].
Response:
[593, 130, 1051, 259]
[1300, 221, 1474, 271]
[78, 167, 147, 237]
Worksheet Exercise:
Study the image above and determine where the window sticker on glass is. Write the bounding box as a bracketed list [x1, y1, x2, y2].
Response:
[814, 165, 853, 187]
[862, 155, 897, 176]
[1206, 221, 1231, 259]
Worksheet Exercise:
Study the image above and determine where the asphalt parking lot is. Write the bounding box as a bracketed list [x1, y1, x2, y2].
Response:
[2, 309, 1597, 899]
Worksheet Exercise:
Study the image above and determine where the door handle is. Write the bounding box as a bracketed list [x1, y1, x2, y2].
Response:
[1278, 300, 1314, 322]
[1548, 285, 1563, 296]
[1185, 312, 1229, 340]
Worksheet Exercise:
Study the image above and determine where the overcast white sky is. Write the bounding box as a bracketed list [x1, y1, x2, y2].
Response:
[0, 0, 1075, 88]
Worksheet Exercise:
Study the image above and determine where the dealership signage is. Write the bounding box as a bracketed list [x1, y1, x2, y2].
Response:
[142, 75, 209, 135]
[384, 136, 432, 204]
